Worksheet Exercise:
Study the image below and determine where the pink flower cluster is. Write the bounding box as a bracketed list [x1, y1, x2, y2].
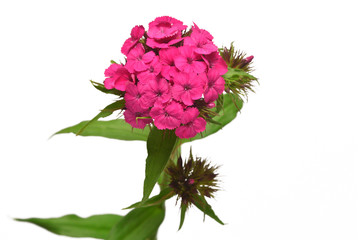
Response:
[104, 16, 227, 139]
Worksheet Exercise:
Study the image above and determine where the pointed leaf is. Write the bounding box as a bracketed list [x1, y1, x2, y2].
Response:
[125, 187, 174, 209]
[193, 195, 224, 225]
[107, 205, 165, 240]
[53, 119, 149, 141]
[143, 128, 178, 201]
[76, 100, 125, 135]
[90, 80, 124, 96]
[16, 214, 122, 239]
[178, 204, 187, 230]
[185, 93, 243, 143]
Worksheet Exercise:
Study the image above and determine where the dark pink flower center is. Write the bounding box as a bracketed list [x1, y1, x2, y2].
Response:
[149, 66, 154, 72]
[136, 93, 141, 99]
[184, 84, 191, 91]
[187, 57, 193, 64]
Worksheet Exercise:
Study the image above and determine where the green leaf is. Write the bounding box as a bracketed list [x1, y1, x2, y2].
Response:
[125, 187, 174, 209]
[53, 119, 149, 141]
[76, 100, 125, 135]
[185, 93, 243, 143]
[15, 214, 122, 239]
[193, 195, 224, 225]
[178, 204, 187, 230]
[143, 128, 178, 201]
[90, 80, 124, 96]
[107, 205, 165, 240]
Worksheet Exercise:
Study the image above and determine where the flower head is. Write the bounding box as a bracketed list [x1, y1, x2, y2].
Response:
[104, 63, 132, 91]
[150, 101, 183, 130]
[121, 25, 145, 56]
[203, 69, 225, 103]
[146, 16, 187, 49]
[174, 46, 206, 74]
[175, 107, 207, 138]
[125, 44, 155, 73]
[172, 72, 205, 106]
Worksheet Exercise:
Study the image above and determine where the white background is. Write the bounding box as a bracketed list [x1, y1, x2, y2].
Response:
[1, 0, 359, 239]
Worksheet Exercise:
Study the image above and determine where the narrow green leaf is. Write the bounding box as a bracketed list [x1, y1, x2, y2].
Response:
[90, 80, 124, 96]
[15, 214, 122, 239]
[125, 188, 174, 209]
[178, 204, 187, 230]
[107, 205, 165, 240]
[193, 195, 224, 225]
[143, 128, 178, 201]
[76, 100, 125, 135]
[185, 93, 243, 143]
[53, 119, 149, 141]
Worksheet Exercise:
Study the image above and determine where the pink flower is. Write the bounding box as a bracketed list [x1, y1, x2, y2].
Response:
[104, 63, 132, 91]
[121, 25, 145, 56]
[147, 16, 186, 39]
[141, 77, 171, 108]
[124, 83, 147, 112]
[192, 23, 213, 40]
[124, 106, 152, 129]
[203, 69, 225, 103]
[184, 28, 218, 55]
[174, 46, 207, 74]
[202, 52, 228, 75]
[175, 107, 207, 138]
[150, 101, 183, 130]
[137, 56, 162, 82]
[159, 47, 180, 80]
[172, 72, 205, 106]
[146, 16, 187, 49]
[125, 44, 155, 73]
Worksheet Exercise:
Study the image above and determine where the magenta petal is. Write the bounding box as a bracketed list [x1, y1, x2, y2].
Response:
[131, 25, 145, 39]
[171, 84, 185, 101]
[175, 125, 197, 138]
[193, 117, 207, 132]
[174, 56, 187, 71]
[104, 78, 114, 89]
[142, 51, 156, 63]
[113, 78, 127, 91]
[181, 91, 193, 106]
[182, 107, 199, 124]
[214, 76, 225, 93]
[204, 87, 219, 103]
[133, 61, 148, 72]
[192, 61, 207, 74]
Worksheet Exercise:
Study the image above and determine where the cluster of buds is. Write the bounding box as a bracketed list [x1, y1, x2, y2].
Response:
[220, 43, 257, 100]
[103, 16, 228, 139]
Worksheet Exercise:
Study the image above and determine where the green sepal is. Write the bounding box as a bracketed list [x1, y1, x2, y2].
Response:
[193, 195, 224, 225]
[178, 204, 187, 231]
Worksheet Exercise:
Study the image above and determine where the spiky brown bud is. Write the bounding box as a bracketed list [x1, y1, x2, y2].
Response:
[166, 149, 219, 209]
